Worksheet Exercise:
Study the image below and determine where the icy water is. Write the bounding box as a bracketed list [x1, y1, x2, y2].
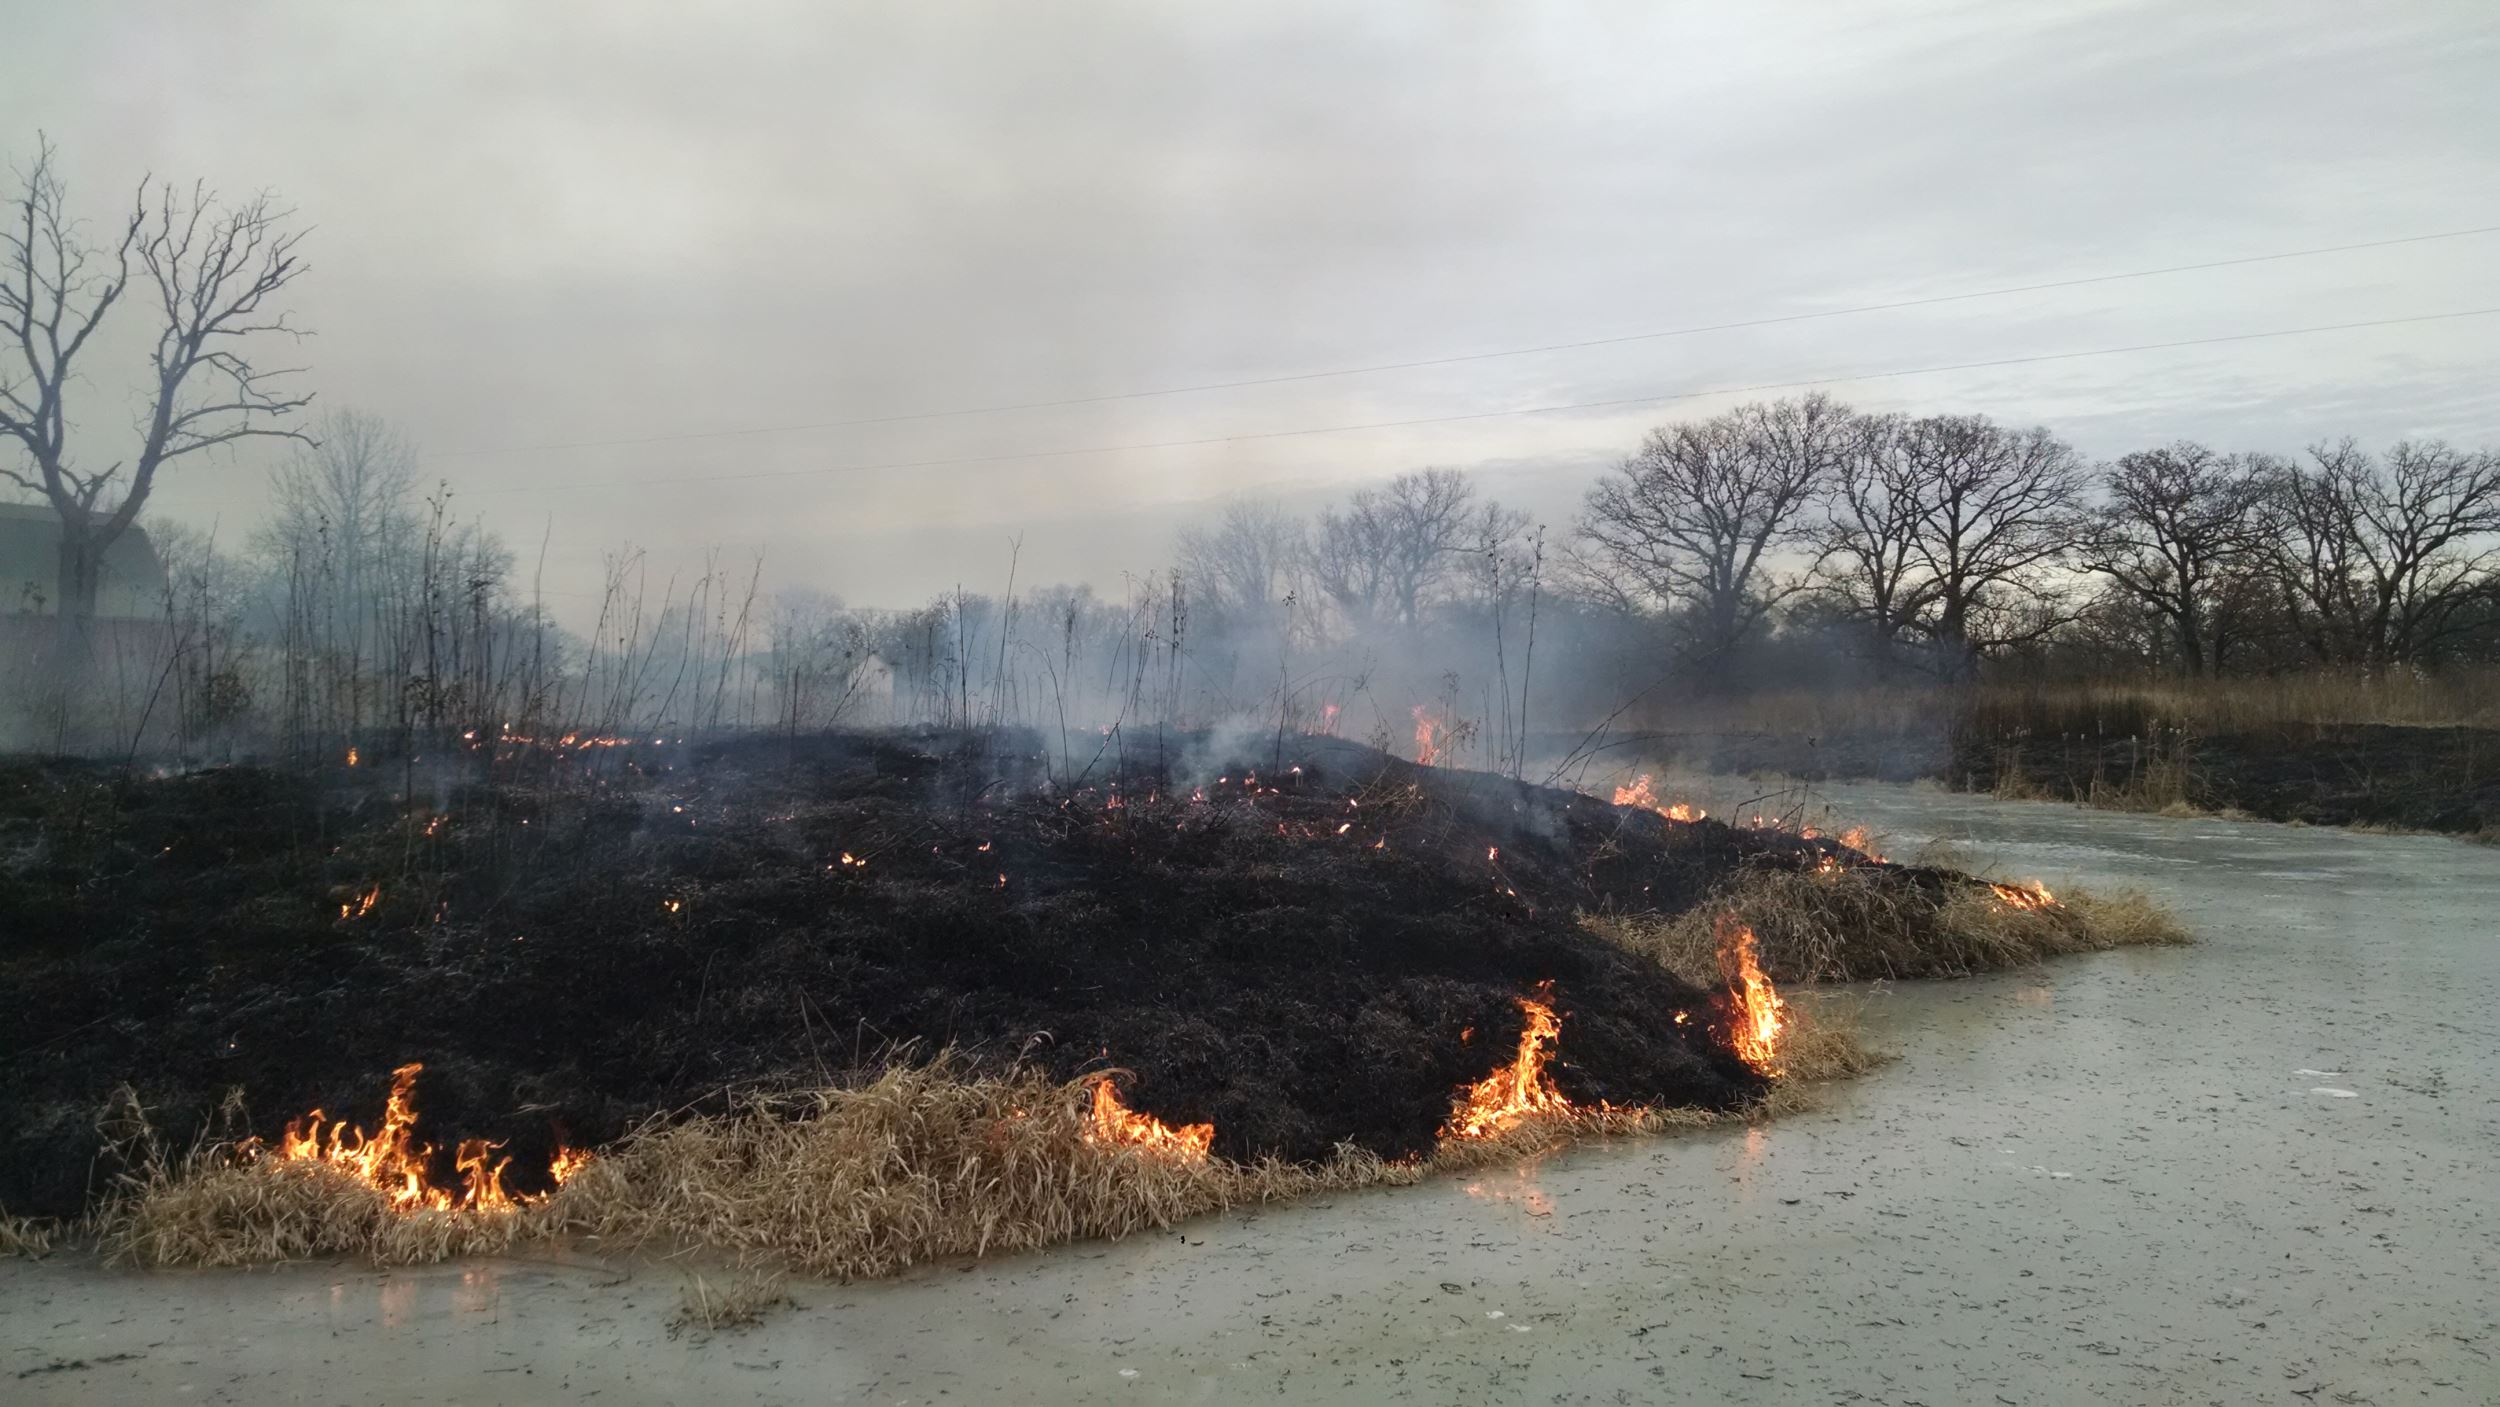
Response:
[6, 787, 2496, 1404]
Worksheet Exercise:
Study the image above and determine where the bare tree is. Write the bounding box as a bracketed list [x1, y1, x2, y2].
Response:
[1574, 393, 1849, 668]
[1890, 414, 2088, 670]
[1811, 411, 1932, 667]
[2263, 438, 2500, 667]
[2077, 442, 2272, 675]
[0, 136, 312, 628]
[1309, 467, 1506, 631]
[1174, 498, 1305, 627]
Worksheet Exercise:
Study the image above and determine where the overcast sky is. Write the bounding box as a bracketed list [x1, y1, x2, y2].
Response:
[5, 0, 2497, 616]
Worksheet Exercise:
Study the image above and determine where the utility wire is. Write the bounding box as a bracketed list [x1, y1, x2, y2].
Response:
[483, 306, 2500, 496]
[443, 223, 2500, 460]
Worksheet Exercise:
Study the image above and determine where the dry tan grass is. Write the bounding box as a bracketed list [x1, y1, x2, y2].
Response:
[669, 1269, 792, 1335]
[91, 1023, 1873, 1279]
[541, 1061, 1399, 1280]
[1586, 865, 2189, 984]
[0, 1213, 59, 1258]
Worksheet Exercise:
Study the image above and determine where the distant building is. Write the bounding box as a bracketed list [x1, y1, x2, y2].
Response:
[0, 502, 170, 619]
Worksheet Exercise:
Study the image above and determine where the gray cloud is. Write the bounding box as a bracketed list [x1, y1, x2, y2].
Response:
[5, 0, 2495, 614]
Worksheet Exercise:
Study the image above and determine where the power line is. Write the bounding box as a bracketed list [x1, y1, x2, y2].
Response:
[481, 306, 2500, 496]
[441, 223, 2500, 460]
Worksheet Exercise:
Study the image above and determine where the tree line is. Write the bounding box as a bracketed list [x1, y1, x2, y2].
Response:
[1167, 396, 2500, 688]
[1570, 393, 2499, 680]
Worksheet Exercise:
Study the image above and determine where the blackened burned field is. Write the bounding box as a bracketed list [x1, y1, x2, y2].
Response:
[0, 730, 1908, 1219]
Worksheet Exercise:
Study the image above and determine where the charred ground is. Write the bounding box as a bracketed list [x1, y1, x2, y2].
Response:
[0, 729, 1956, 1220]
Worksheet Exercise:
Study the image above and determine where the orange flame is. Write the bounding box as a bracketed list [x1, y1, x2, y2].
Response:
[1441, 989, 1573, 1140]
[1990, 880, 2057, 911]
[339, 885, 380, 921]
[453, 1138, 517, 1213]
[1087, 1077, 1214, 1162]
[266, 1063, 578, 1213]
[548, 1144, 592, 1186]
[273, 1062, 445, 1210]
[1716, 917, 1786, 1075]
[1612, 774, 1701, 822]
[1412, 706, 1443, 766]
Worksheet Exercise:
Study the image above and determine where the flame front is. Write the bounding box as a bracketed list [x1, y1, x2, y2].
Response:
[1088, 1078, 1214, 1162]
[274, 1062, 444, 1210]
[266, 1063, 583, 1212]
[1441, 990, 1573, 1140]
[1612, 774, 1699, 821]
[1716, 917, 1786, 1075]
[1989, 880, 2057, 911]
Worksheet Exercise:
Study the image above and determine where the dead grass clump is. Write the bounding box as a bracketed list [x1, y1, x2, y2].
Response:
[87, 1086, 569, 1269]
[96, 1161, 551, 1268]
[669, 1269, 791, 1336]
[1, 1212, 59, 1258]
[1586, 865, 2189, 983]
[2052, 886, 2193, 948]
[550, 1062, 1394, 1281]
[1771, 990, 1887, 1084]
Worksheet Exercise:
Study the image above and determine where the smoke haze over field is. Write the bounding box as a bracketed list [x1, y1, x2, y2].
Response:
[3, 0, 2498, 616]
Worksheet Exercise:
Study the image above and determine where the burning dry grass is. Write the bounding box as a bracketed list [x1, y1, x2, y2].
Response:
[541, 1063, 1403, 1280]
[88, 1024, 1874, 1281]
[1586, 866, 2188, 984]
[91, 1062, 1402, 1278]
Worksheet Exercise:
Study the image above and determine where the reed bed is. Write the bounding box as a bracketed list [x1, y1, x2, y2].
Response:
[1586, 866, 2188, 984]
[86, 1018, 1869, 1281]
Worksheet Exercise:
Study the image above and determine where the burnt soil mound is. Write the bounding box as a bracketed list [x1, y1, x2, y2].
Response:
[0, 729, 1931, 1220]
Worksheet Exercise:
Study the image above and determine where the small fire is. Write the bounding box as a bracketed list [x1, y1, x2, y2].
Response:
[548, 1144, 592, 1186]
[346, 746, 359, 767]
[1611, 774, 1701, 822]
[1990, 880, 2057, 911]
[1441, 988, 1573, 1140]
[453, 1137, 517, 1213]
[1087, 1077, 1214, 1162]
[265, 1063, 581, 1213]
[1837, 825, 1887, 862]
[1716, 917, 1786, 1075]
[838, 851, 866, 868]
[339, 886, 380, 921]
[1411, 705, 1443, 766]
